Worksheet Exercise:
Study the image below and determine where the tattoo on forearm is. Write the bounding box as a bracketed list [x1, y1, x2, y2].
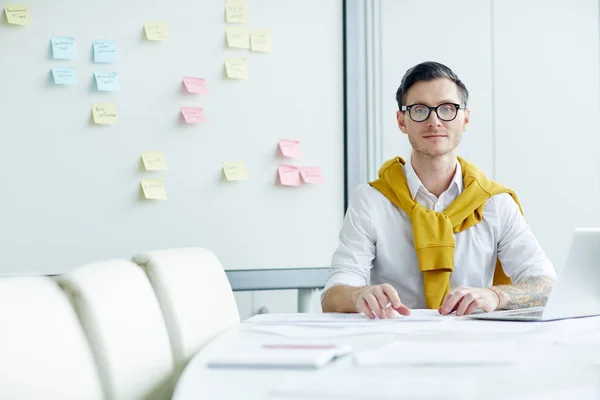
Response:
[495, 276, 555, 310]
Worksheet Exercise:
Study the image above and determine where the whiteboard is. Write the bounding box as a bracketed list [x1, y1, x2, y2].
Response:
[0, 0, 345, 274]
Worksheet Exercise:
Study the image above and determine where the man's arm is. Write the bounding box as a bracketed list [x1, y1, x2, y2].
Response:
[492, 276, 555, 310]
[321, 285, 364, 313]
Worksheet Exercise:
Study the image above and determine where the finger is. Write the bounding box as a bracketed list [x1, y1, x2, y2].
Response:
[364, 294, 385, 319]
[358, 298, 376, 319]
[456, 293, 475, 316]
[440, 291, 464, 315]
[463, 300, 482, 316]
[372, 288, 392, 319]
[381, 284, 402, 309]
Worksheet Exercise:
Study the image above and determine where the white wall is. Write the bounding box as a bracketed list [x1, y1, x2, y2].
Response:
[379, 0, 600, 272]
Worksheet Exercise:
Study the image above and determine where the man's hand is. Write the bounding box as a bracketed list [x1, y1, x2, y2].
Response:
[438, 286, 500, 316]
[352, 283, 411, 319]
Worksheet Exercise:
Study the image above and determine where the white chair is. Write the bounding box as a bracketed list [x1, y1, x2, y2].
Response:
[0, 276, 104, 400]
[132, 248, 240, 374]
[57, 260, 174, 400]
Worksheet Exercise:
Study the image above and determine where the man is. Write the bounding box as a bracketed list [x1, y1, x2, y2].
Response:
[321, 61, 556, 318]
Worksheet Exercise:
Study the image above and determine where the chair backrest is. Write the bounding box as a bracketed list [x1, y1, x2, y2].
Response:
[133, 248, 240, 374]
[57, 260, 174, 400]
[0, 276, 104, 400]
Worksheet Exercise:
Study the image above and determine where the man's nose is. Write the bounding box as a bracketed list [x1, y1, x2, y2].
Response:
[426, 110, 442, 126]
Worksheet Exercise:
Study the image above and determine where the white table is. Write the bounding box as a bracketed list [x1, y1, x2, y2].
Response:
[172, 313, 600, 399]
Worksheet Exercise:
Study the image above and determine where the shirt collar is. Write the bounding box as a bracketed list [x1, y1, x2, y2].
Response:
[403, 157, 464, 199]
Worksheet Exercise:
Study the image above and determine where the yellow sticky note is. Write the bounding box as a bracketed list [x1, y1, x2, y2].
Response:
[251, 30, 272, 53]
[223, 162, 249, 181]
[226, 26, 249, 49]
[225, 3, 248, 23]
[144, 22, 169, 41]
[141, 180, 167, 200]
[141, 151, 168, 171]
[91, 102, 118, 125]
[4, 5, 30, 25]
[224, 58, 248, 80]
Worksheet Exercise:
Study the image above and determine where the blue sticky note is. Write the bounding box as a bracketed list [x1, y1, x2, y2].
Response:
[93, 40, 117, 64]
[94, 72, 120, 92]
[51, 36, 77, 60]
[51, 67, 78, 85]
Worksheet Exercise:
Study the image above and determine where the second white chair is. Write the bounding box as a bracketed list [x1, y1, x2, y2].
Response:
[57, 259, 175, 400]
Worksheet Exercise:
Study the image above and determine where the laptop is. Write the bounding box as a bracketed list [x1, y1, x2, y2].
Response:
[469, 228, 600, 322]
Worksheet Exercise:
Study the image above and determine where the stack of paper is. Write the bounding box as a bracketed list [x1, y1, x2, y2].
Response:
[207, 343, 352, 369]
[354, 340, 519, 366]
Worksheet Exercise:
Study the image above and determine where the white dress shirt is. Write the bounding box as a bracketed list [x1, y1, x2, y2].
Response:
[324, 158, 557, 309]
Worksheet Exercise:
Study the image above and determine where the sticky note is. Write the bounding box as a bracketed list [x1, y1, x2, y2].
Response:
[144, 22, 169, 41]
[223, 162, 249, 181]
[141, 180, 167, 200]
[91, 102, 118, 125]
[224, 58, 248, 80]
[226, 26, 249, 49]
[278, 139, 302, 159]
[225, 3, 248, 23]
[94, 72, 120, 92]
[251, 29, 273, 52]
[278, 165, 301, 187]
[299, 167, 325, 183]
[181, 107, 206, 124]
[51, 67, 78, 85]
[51, 37, 77, 60]
[4, 4, 30, 25]
[182, 77, 208, 94]
[93, 40, 117, 63]
[141, 151, 168, 171]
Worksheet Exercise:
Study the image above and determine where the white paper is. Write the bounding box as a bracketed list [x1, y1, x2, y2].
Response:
[246, 310, 447, 325]
[354, 340, 519, 366]
[269, 375, 473, 399]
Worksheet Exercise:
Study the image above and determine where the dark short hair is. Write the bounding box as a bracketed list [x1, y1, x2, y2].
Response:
[395, 61, 469, 109]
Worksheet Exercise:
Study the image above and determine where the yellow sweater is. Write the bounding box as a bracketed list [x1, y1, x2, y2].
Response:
[369, 157, 523, 309]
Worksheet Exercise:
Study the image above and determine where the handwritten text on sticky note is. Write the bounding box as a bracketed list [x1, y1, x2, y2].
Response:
[180, 107, 206, 124]
[182, 77, 208, 94]
[251, 29, 273, 52]
[4, 5, 30, 25]
[141, 180, 167, 200]
[226, 26, 250, 49]
[51, 67, 78, 85]
[94, 72, 120, 92]
[278, 165, 301, 187]
[93, 40, 117, 63]
[300, 167, 325, 183]
[144, 22, 169, 41]
[51, 37, 77, 60]
[223, 162, 249, 181]
[92, 102, 118, 125]
[141, 151, 168, 171]
[225, 3, 248, 23]
[224, 58, 248, 80]
[278, 139, 302, 159]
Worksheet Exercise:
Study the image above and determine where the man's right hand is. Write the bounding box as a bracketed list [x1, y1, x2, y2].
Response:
[351, 283, 411, 319]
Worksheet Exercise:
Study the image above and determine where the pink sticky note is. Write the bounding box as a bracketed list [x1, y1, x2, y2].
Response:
[278, 165, 301, 187]
[278, 139, 303, 159]
[182, 77, 208, 94]
[181, 107, 206, 123]
[299, 167, 325, 183]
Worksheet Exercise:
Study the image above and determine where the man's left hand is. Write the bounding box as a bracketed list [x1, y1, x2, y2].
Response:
[438, 286, 500, 316]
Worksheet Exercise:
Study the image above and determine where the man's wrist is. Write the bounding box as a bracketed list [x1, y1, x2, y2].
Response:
[488, 287, 502, 310]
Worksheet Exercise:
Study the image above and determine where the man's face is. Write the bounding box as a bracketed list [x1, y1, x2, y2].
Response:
[397, 78, 470, 159]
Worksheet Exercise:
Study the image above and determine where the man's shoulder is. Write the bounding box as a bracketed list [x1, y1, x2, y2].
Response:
[349, 183, 398, 210]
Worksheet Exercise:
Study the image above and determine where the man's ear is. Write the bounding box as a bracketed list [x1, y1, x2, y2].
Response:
[463, 107, 470, 131]
[397, 110, 408, 134]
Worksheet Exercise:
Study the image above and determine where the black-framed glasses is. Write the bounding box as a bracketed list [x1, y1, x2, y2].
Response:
[401, 103, 465, 122]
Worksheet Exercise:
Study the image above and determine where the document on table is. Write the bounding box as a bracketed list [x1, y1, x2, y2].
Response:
[268, 375, 474, 399]
[354, 340, 519, 366]
[246, 310, 446, 325]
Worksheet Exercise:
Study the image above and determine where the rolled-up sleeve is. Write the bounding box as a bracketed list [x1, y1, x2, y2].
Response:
[323, 184, 377, 295]
[495, 193, 557, 283]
